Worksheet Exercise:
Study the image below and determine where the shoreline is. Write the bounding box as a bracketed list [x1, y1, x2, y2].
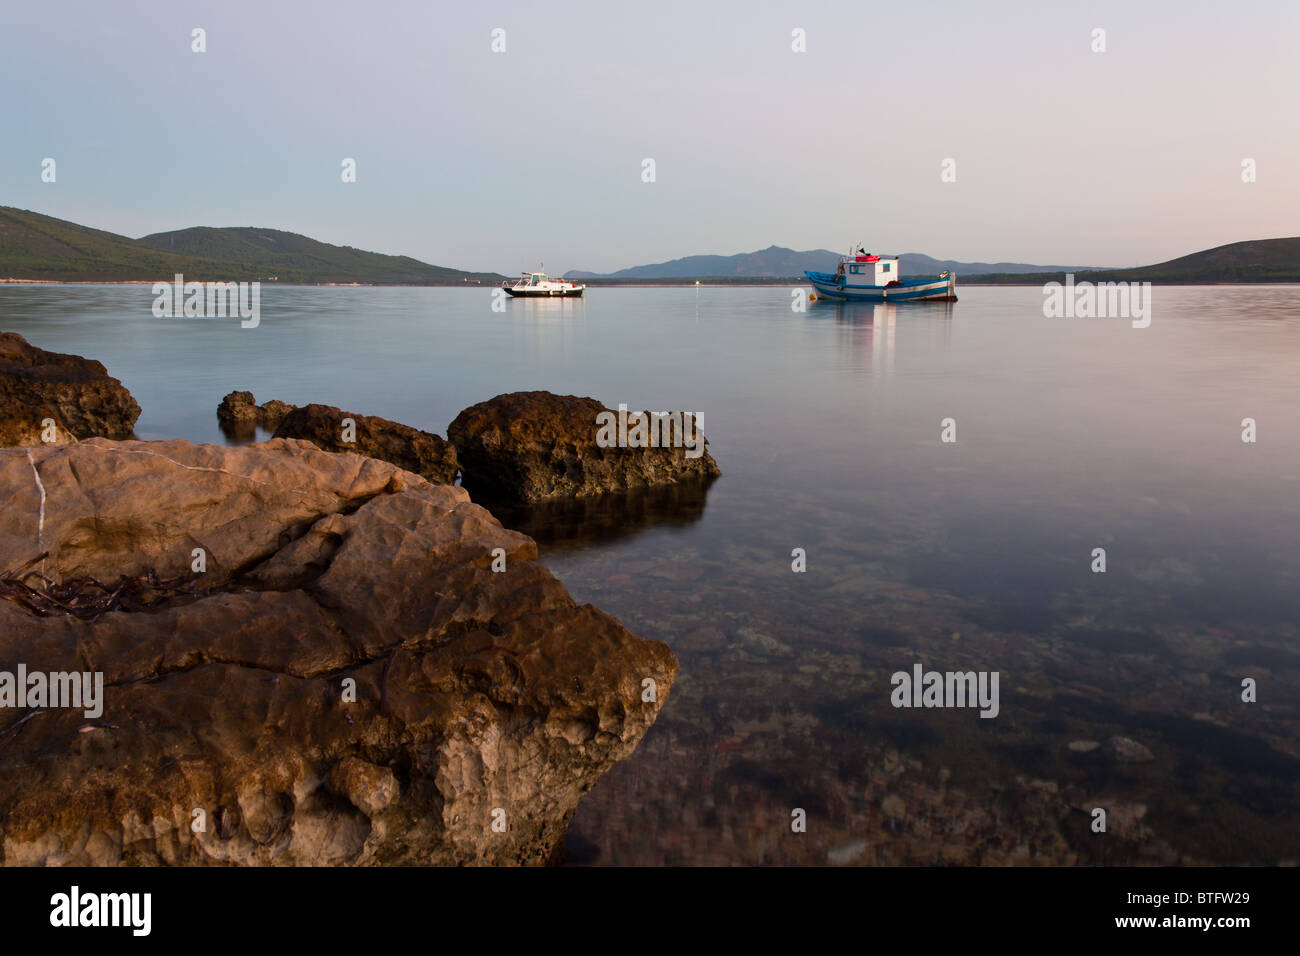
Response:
[5, 277, 1300, 289]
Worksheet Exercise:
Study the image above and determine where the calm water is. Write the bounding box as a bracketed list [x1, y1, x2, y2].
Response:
[4, 284, 1299, 865]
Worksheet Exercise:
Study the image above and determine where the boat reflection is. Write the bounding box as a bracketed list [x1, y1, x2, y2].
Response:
[813, 300, 953, 374]
[506, 296, 587, 317]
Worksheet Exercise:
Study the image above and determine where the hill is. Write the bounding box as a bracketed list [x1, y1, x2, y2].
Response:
[900, 253, 1106, 276]
[566, 246, 1101, 280]
[966, 238, 1300, 284]
[0, 207, 502, 284]
[0, 207, 238, 282]
[566, 246, 841, 279]
[139, 226, 501, 284]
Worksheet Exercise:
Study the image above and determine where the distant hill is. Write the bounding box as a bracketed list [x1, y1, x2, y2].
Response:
[570, 240, 1300, 284]
[900, 253, 1106, 276]
[966, 238, 1300, 284]
[566, 246, 841, 279]
[139, 226, 501, 284]
[0, 207, 503, 284]
[6, 208, 1295, 286]
[566, 246, 1101, 280]
[0, 207, 236, 282]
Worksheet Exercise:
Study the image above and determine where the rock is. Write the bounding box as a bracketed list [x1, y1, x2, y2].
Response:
[273, 403, 458, 485]
[1068, 740, 1102, 753]
[737, 626, 794, 658]
[0, 438, 676, 865]
[258, 399, 296, 431]
[678, 626, 729, 655]
[1084, 801, 1149, 838]
[1107, 736, 1156, 763]
[827, 838, 869, 865]
[216, 390, 260, 430]
[216, 391, 299, 439]
[448, 391, 720, 503]
[881, 795, 906, 819]
[0, 332, 140, 446]
[1109, 803, 1149, 831]
[329, 757, 398, 817]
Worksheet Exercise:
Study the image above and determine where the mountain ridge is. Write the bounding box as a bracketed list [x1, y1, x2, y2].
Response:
[3, 207, 1297, 285]
[565, 245, 1107, 279]
[0, 207, 503, 284]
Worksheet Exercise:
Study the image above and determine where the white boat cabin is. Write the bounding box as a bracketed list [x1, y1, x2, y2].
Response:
[841, 254, 900, 286]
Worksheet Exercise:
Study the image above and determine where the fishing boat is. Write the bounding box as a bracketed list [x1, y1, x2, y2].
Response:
[805, 249, 956, 302]
[502, 270, 585, 298]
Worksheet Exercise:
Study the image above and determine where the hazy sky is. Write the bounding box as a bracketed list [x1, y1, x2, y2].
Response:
[2, 0, 1296, 273]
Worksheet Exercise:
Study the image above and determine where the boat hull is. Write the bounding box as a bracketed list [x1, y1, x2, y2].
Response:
[805, 271, 957, 302]
[503, 287, 584, 297]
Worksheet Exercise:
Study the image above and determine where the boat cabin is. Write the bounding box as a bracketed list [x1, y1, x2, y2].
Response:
[839, 254, 899, 286]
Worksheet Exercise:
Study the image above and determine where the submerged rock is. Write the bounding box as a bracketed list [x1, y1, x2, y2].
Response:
[0, 438, 676, 865]
[826, 838, 870, 865]
[273, 403, 458, 485]
[0, 332, 140, 446]
[1107, 736, 1156, 764]
[448, 391, 720, 503]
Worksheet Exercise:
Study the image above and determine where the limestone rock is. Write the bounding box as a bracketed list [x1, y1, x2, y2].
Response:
[448, 391, 720, 503]
[273, 403, 458, 485]
[0, 438, 676, 865]
[0, 332, 140, 446]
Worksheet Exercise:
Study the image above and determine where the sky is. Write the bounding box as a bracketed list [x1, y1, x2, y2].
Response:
[1, 0, 1296, 274]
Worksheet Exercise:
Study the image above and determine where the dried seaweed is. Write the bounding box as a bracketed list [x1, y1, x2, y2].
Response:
[0, 553, 210, 622]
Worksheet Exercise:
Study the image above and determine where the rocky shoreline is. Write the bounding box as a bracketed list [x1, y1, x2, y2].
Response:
[0, 333, 707, 865]
[0, 332, 140, 446]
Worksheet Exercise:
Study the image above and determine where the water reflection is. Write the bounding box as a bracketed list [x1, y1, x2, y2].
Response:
[809, 301, 954, 374]
[482, 477, 716, 553]
[505, 295, 587, 320]
[217, 422, 275, 444]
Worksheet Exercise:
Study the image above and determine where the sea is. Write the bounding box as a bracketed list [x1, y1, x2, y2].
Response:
[3, 282, 1297, 865]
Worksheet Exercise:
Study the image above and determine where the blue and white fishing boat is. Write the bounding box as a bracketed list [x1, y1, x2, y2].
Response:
[806, 249, 957, 302]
